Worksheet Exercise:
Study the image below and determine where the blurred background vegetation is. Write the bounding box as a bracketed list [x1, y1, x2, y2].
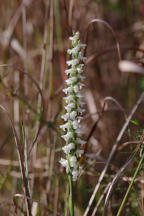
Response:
[0, 0, 144, 215]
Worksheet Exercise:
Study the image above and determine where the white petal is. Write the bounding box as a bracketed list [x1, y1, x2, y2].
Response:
[69, 143, 75, 149]
[79, 64, 84, 68]
[67, 46, 80, 55]
[78, 107, 85, 114]
[77, 64, 84, 73]
[77, 93, 83, 98]
[77, 99, 85, 106]
[77, 68, 83, 73]
[77, 129, 84, 136]
[73, 120, 80, 129]
[59, 158, 68, 167]
[65, 68, 75, 75]
[76, 149, 84, 157]
[73, 85, 79, 93]
[62, 146, 70, 154]
[72, 169, 79, 181]
[79, 83, 85, 89]
[65, 103, 75, 112]
[63, 86, 72, 94]
[77, 138, 86, 145]
[65, 78, 73, 85]
[78, 51, 82, 60]
[61, 132, 73, 141]
[60, 122, 70, 131]
[65, 77, 77, 85]
[78, 75, 85, 80]
[64, 95, 74, 102]
[61, 113, 69, 121]
[71, 77, 78, 82]
[69, 32, 79, 42]
[70, 156, 77, 167]
[67, 59, 79, 66]
[79, 43, 87, 48]
[70, 111, 77, 120]
[77, 117, 83, 123]
[62, 143, 75, 154]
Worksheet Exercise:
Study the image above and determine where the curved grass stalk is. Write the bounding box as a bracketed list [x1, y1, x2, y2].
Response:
[116, 151, 144, 216]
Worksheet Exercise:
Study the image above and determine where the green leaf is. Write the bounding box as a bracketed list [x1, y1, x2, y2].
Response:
[130, 119, 139, 126]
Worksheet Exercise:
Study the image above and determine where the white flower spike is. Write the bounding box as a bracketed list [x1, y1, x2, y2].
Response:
[60, 32, 86, 181]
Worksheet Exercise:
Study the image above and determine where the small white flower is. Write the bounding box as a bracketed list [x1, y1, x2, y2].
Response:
[69, 77, 78, 82]
[76, 149, 84, 157]
[61, 113, 69, 121]
[63, 86, 72, 94]
[72, 169, 79, 181]
[61, 131, 73, 141]
[70, 111, 77, 120]
[79, 43, 87, 48]
[77, 67, 83, 74]
[59, 158, 68, 167]
[78, 107, 85, 114]
[60, 122, 70, 131]
[77, 117, 83, 123]
[78, 75, 86, 80]
[65, 77, 77, 85]
[73, 85, 79, 93]
[77, 93, 83, 98]
[67, 59, 79, 66]
[70, 156, 77, 167]
[79, 83, 85, 89]
[65, 68, 75, 75]
[67, 46, 80, 55]
[77, 129, 84, 136]
[62, 143, 75, 154]
[64, 95, 74, 103]
[62, 146, 70, 154]
[69, 32, 80, 43]
[73, 120, 80, 129]
[78, 64, 84, 69]
[65, 103, 75, 112]
[77, 99, 85, 106]
[69, 143, 75, 149]
[77, 138, 86, 145]
[78, 52, 87, 62]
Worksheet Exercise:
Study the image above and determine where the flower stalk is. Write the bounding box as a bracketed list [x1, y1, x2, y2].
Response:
[68, 174, 74, 216]
[60, 32, 86, 215]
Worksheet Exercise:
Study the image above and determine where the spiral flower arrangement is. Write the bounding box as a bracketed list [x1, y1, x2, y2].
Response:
[60, 32, 86, 182]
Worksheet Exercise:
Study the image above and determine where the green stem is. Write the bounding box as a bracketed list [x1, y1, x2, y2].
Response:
[116, 151, 144, 216]
[64, 181, 69, 216]
[68, 174, 74, 216]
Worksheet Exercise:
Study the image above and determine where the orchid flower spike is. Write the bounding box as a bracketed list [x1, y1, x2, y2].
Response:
[60, 32, 86, 181]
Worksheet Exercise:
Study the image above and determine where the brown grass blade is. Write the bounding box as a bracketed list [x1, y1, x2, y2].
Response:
[0, 104, 32, 216]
